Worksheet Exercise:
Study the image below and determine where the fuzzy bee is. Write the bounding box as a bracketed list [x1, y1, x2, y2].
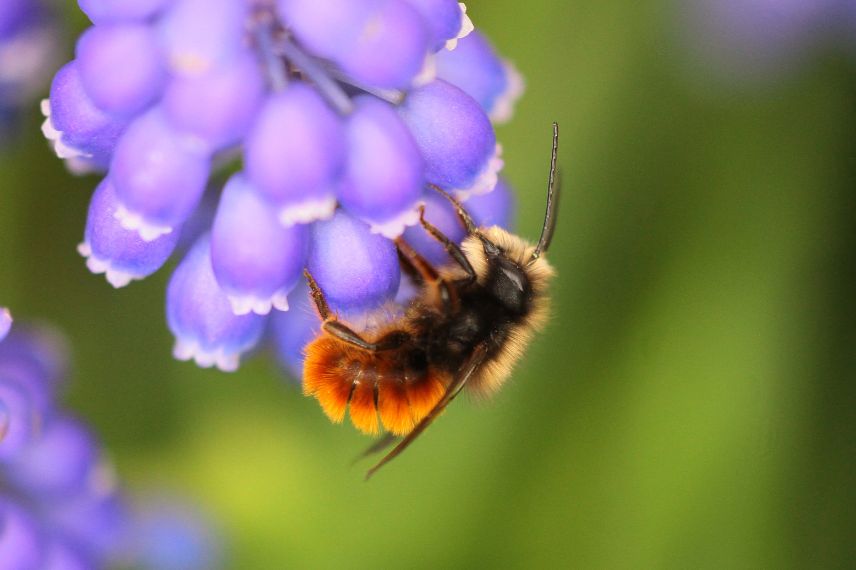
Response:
[302, 124, 560, 479]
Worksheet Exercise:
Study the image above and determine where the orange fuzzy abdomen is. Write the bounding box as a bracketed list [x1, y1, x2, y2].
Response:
[303, 336, 448, 436]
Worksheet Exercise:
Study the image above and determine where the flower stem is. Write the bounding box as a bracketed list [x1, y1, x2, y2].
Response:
[277, 36, 354, 115]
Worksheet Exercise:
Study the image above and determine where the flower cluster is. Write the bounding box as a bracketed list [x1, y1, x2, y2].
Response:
[0, 0, 57, 136]
[684, 0, 856, 83]
[44, 0, 522, 372]
[0, 319, 128, 567]
[0, 315, 222, 568]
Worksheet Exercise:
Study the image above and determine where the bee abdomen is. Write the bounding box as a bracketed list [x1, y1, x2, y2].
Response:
[303, 338, 448, 436]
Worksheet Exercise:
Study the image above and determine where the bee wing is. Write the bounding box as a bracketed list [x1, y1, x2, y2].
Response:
[365, 343, 490, 480]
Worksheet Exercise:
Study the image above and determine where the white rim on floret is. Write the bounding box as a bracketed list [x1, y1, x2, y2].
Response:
[227, 289, 290, 316]
[173, 339, 242, 373]
[113, 204, 174, 242]
[445, 3, 475, 51]
[77, 241, 143, 288]
[490, 60, 525, 124]
[453, 143, 504, 201]
[41, 101, 103, 175]
[366, 201, 424, 239]
[278, 195, 337, 227]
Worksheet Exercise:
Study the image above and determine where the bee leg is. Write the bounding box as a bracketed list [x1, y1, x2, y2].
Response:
[365, 343, 490, 480]
[351, 432, 400, 465]
[427, 183, 478, 234]
[416, 204, 476, 285]
[304, 269, 408, 352]
[396, 237, 456, 313]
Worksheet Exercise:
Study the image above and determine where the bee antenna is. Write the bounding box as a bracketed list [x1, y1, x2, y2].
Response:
[529, 122, 560, 264]
[427, 183, 478, 234]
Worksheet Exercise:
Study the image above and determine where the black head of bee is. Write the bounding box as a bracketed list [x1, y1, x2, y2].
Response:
[482, 239, 531, 315]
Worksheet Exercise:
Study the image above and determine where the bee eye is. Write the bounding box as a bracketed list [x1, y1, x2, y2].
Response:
[500, 265, 525, 292]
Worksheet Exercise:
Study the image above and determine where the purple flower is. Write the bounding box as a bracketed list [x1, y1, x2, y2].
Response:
[44, 0, 523, 373]
[0, 320, 224, 567]
[681, 0, 836, 83]
[0, 0, 59, 138]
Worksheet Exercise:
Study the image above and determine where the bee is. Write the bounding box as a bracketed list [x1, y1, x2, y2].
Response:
[303, 123, 560, 479]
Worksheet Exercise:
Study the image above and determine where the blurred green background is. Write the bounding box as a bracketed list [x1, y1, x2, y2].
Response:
[1, 0, 855, 567]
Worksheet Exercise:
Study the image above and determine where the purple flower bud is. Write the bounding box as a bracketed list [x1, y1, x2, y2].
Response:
[0, 0, 28, 39]
[245, 84, 344, 226]
[0, 325, 68, 392]
[436, 30, 524, 123]
[167, 235, 266, 371]
[307, 210, 400, 312]
[158, 0, 248, 77]
[277, 0, 369, 59]
[210, 174, 310, 316]
[0, 499, 44, 570]
[41, 61, 127, 171]
[399, 79, 502, 199]
[110, 108, 211, 241]
[50, 486, 129, 561]
[467, 175, 514, 229]
[80, 179, 180, 287]
[162, 50, 265, 152]
[402, 190, 465, 266]
[279, 0, 431, 88]
[7, 416, 98, 498]
[0, 379, 43, 462]
[269, 283, 321, 379]
[43, 539, 92, 570]
[131, 495, 223, 570]
[75, 24, 167, 117]
[0, 309, 10, 342]
[405, 0, 473, 51]
[684, 0, 832, 82]
[339, 97, 424, 238]
[78, 0, 171, 24]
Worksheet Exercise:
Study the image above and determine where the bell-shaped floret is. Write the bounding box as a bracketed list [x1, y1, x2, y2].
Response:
[162, 50, 265, 152]
[399, 79, 502, 198]
[245, 84, 345, 227]
[0, 380, 43, 462]
[110, 108, 211, 241]
[0, 499, 44, 569]
[167, 236, 266, 372]
[42, 61, 127, 170]
[307, 211, 401, 313]
[402, 190, 465, 266]
[80, 179, 180, 288]
[158, 0, 248, 77]
[405, 0, 473, 51]
[49, 485, 129, 562]
[279, 0, 431, 88]
[75, 23, 167, 117]
[338, 97, 424, 238]
[43, 539, 93, 570]
[210, 174, 310, 316]
[131, 495, 223, 570]
[467, 175, 514, 229]
[269, 284, 321, 380]
[7, 416, 98, 499]
[78, 0, 172, 24]
[436, 31, 524, 123]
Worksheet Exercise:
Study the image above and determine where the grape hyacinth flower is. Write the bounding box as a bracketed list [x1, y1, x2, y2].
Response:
[0, 0, 58, 137]
[0, 320, 128, 568]
[0, 318, 224, 568]
[44, 0, 525, 373]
